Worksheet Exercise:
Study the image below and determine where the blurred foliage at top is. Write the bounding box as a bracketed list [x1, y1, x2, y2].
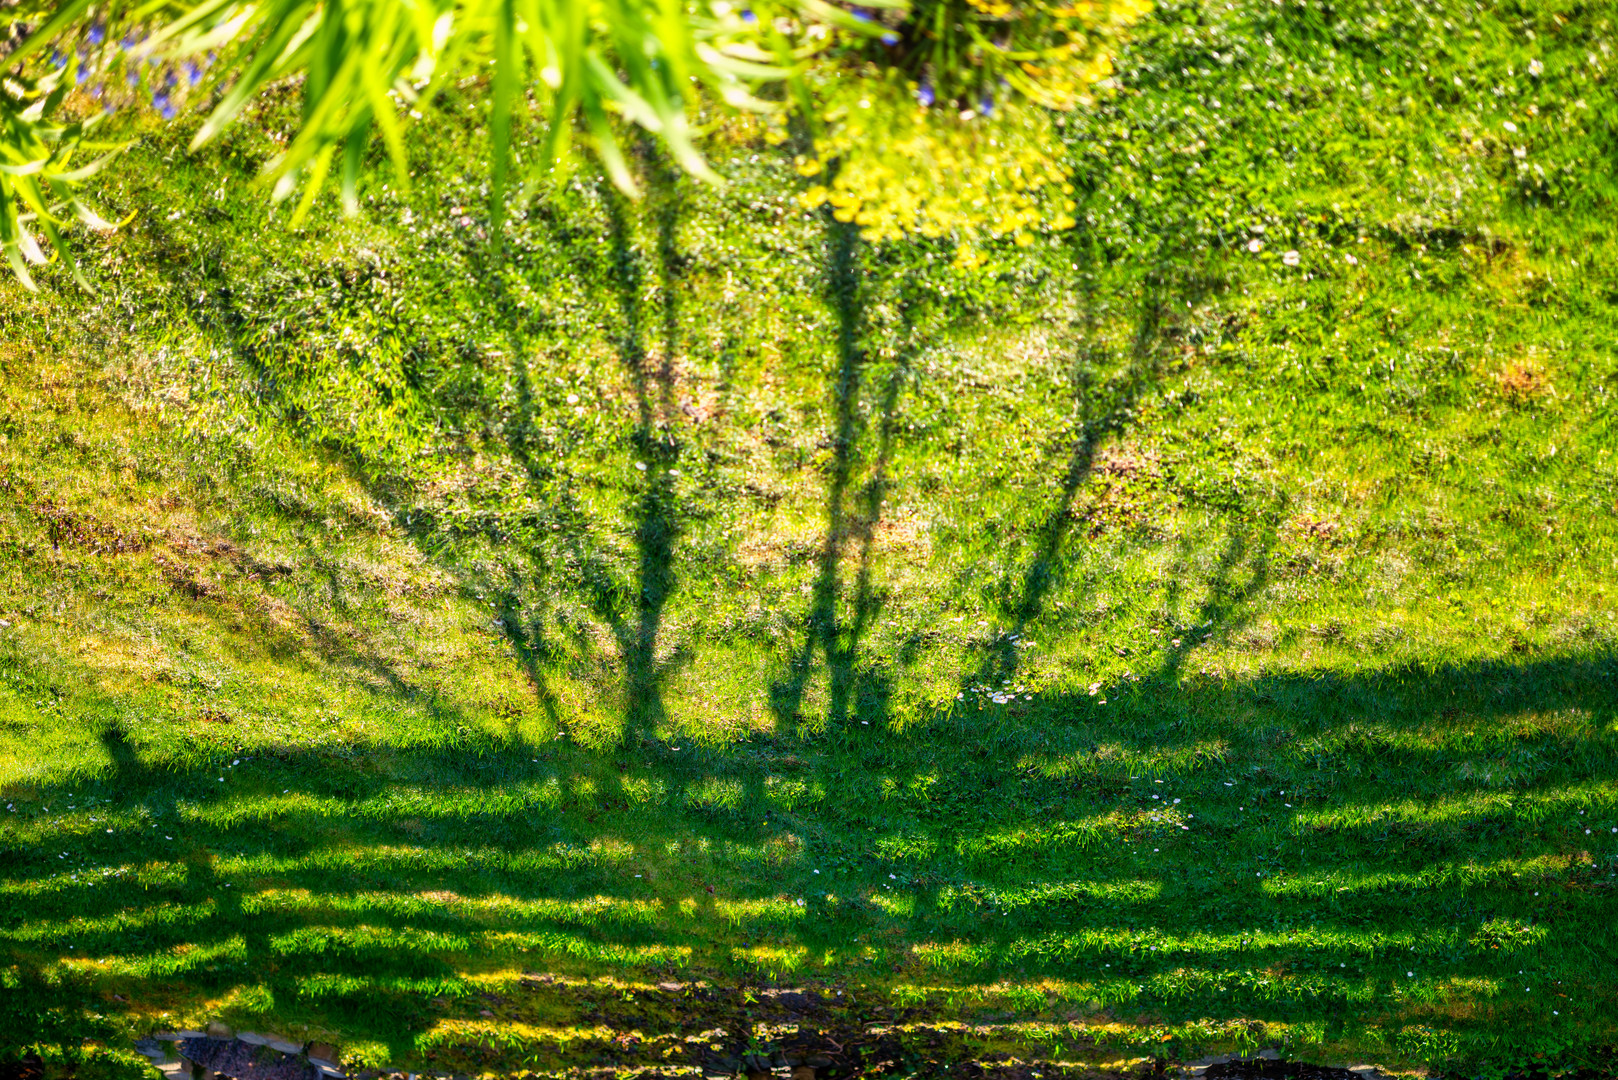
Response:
[0, 0, 1146, 287]
[790, 0, 1148, 258]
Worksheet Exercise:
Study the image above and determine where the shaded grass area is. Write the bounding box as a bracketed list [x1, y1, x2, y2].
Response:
[4, 657, 1616, 1072]
[3, 0, 1618, 1074]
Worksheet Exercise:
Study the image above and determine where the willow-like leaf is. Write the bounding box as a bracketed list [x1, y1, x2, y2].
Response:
[3, 0, 1149, 292]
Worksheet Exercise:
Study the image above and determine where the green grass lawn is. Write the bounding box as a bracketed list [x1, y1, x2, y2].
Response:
[3, 0, 1618, 1075]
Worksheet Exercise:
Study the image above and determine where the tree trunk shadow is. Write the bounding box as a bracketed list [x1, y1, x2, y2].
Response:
[769, 218, 918, 735]
[966, 264, 1189, 696]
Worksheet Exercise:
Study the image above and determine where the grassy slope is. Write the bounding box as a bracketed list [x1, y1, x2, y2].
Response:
[3, 0, 1618, 1074]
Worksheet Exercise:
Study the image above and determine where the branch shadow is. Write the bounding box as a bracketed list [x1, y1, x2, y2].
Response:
[961, 257, 1224, 705]
[768, 219, 921, 734]
[52, 161, 1614, 1070]
[2, 648, 1615, 1059]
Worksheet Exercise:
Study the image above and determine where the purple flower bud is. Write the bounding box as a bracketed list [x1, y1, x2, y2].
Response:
[88, 24, 105, 45]
[160, 101, 177, 119]
[881, 31, 899, 45]
[917, 81, 935, 107]
[851, 7, 872, 21]
[49, 50, 66, 68]
[980, 92, 993, 116]
[121, 33, 138, 51]
[184, 61, 202, 85]
[126, 68, 140, 88]
[89, 82, 104, 100]
[77, 63, 90, 85]
[739, 8, 757, 22]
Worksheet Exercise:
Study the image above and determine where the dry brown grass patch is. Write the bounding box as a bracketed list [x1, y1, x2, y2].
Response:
[873, 516, 931, 559]
[1287, 515, 1340, 543]
[1494, 359, 1551, 405]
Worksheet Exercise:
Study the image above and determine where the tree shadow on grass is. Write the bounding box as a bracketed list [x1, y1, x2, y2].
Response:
[769, 219, 918, 734]
[69, 169, 1615, 1070]
[491, 181, 685, 749]
[968, 269, 1179, 694]
[3, 650, 1616, 1062]
[956, 253, 1249, 715]
[191, 161, 693, 753]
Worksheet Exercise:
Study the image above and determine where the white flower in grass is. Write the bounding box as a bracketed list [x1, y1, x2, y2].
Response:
[1345, 253, 1358, 265]
[1282, 250, 1301, 267]
[1407, 971, 1414, 978]
[1529, 59, 1544, 76]
[1247, 239, 1264, 253]
[1503, 120, 1518, 132]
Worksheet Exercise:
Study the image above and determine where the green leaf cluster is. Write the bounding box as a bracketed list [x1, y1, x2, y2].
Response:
[0, 14, 125, 289]
[0, 0, 1156, 289]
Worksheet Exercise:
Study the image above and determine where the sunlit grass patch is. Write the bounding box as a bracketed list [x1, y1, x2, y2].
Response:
[1296, 782, 1618, 833]
[173, 781, 569, 827]
[714, 898, 808, 928]
[218, 841, 637, 878]
[480, 932, 692, 969]
[954, 811, 1174, 864]
[3, 900, 218, 945]
[910, 941, 996, 971]
[1258, 857, 1581, 898]
[729, 944, 808, 975]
